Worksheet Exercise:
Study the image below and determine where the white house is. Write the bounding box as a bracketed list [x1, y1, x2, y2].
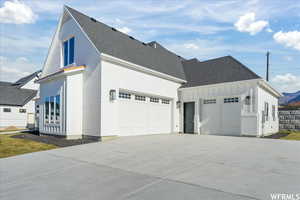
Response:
[0, 71, 40, 130]
[36, 6, 281, 140]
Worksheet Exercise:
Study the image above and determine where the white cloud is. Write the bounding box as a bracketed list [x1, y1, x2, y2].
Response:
[0, 56, 35, 82]
[0, 0, 37, 24]
[266, 28, 273, 33]
[183, 43, 199, 50]
[234, 12, 269, 35]
[273, 31, 300, 50]
[272, 73, 300, 92]
[117, 26, 132, 34]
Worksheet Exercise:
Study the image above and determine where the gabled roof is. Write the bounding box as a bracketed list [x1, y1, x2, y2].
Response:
[181, 56, 261, 88]
[0, 86, 37, 106]
[12, 70, 41, 88]
[65, 6, 186, 81]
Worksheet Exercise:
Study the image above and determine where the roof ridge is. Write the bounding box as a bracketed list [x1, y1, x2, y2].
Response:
[64, 6, 186, 81]
[65, 6, 149, 48]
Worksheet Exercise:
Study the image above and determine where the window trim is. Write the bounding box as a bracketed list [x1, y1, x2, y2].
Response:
[203, 99, 216, 104]
[3, 108, 11, 112]
[119, 92, 131, 99]
[63, 36, 75, 67]
[135, 95, 146, 101]
[150, 97, 159, 103]
[19, 109, 26, 113]
[224, 97, 239, 103]
[264, 102, 269, 121]
[161, 99, 170, 104]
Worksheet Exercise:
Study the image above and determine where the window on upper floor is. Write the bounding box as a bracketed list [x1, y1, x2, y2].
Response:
[63, 37, 75, 66]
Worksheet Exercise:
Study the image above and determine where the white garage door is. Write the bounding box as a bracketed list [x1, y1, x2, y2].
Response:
[222, 97, 241, 135]
[201, 97, 241, 136]
[201, 99, 221, 134]
[118, 92, 172, 136]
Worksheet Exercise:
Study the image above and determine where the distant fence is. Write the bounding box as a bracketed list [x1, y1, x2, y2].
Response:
[279, 109, 300, 130]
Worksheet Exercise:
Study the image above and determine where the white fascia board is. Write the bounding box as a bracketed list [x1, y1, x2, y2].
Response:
[101, 53, 187, 84]
[36, 68, 85, 84]
[178, 78, 262, 91]
[258, 79, 282, 98]
[64, 6, 101, 56]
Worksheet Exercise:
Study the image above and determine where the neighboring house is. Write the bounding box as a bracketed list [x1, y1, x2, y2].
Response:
[0, 71, 40, 130]
[36, 6, 281, 140]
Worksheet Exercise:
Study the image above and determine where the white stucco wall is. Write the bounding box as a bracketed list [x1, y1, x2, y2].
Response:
[39, 11, 101, 137]
[100, 59, 181, 136]
[257, 86, 279, 136]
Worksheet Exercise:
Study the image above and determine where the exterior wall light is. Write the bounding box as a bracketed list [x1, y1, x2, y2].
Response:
[245, 95, 251, 105]
[109, 89, 116, 101]
[176, 101, 181, 108]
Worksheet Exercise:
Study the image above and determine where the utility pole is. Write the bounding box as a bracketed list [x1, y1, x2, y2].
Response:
[266, 51, 270, 81]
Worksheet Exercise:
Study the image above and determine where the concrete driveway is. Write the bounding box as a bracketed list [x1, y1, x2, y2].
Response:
[1, 134, 299, 200]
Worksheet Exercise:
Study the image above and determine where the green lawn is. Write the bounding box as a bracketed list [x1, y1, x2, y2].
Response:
[280, 131, 300, 140]
[277, 130, 300, 141]
[0, 134, 57, 158]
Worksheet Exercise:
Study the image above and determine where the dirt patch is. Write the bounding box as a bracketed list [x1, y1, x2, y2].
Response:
[12, 131, 99, 147]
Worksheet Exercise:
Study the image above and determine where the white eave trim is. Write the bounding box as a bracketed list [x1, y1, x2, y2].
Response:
[258, 79, 282, 98]
[36, 67, 85, 83]
[101, 53, 187, 84]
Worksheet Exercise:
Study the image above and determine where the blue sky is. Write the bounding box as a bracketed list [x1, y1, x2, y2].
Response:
[0, 0, 299, 92]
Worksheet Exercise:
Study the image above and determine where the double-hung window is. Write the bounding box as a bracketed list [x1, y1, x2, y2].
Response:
[63, 37, 75, 66]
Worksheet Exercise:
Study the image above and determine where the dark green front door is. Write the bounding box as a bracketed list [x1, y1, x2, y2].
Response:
[184, 102, 195, 133]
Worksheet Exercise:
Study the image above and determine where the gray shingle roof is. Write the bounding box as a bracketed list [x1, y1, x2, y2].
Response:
[0, 81, 12, 86]
[65, 6, 186, 81]
[0, 86, 37, 106]
[181, 56, 261, 88]
[12, 70, 41, 88]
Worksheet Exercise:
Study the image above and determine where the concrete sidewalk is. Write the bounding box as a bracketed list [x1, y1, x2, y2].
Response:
[1, 134, 299, 200]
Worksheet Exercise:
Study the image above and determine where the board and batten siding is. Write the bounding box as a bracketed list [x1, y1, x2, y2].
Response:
[257, 86, 279, 136]
[179, 79, 260, 135]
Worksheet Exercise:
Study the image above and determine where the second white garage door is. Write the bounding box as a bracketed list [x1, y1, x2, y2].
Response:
[201, 97, 241, 136]
[118, 92, 172, 136]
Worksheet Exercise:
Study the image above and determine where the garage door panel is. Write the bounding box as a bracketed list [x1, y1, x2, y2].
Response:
[201, 101, 220, 134]
[118, 94, 172, 136]
[201, 97, 241, 136]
